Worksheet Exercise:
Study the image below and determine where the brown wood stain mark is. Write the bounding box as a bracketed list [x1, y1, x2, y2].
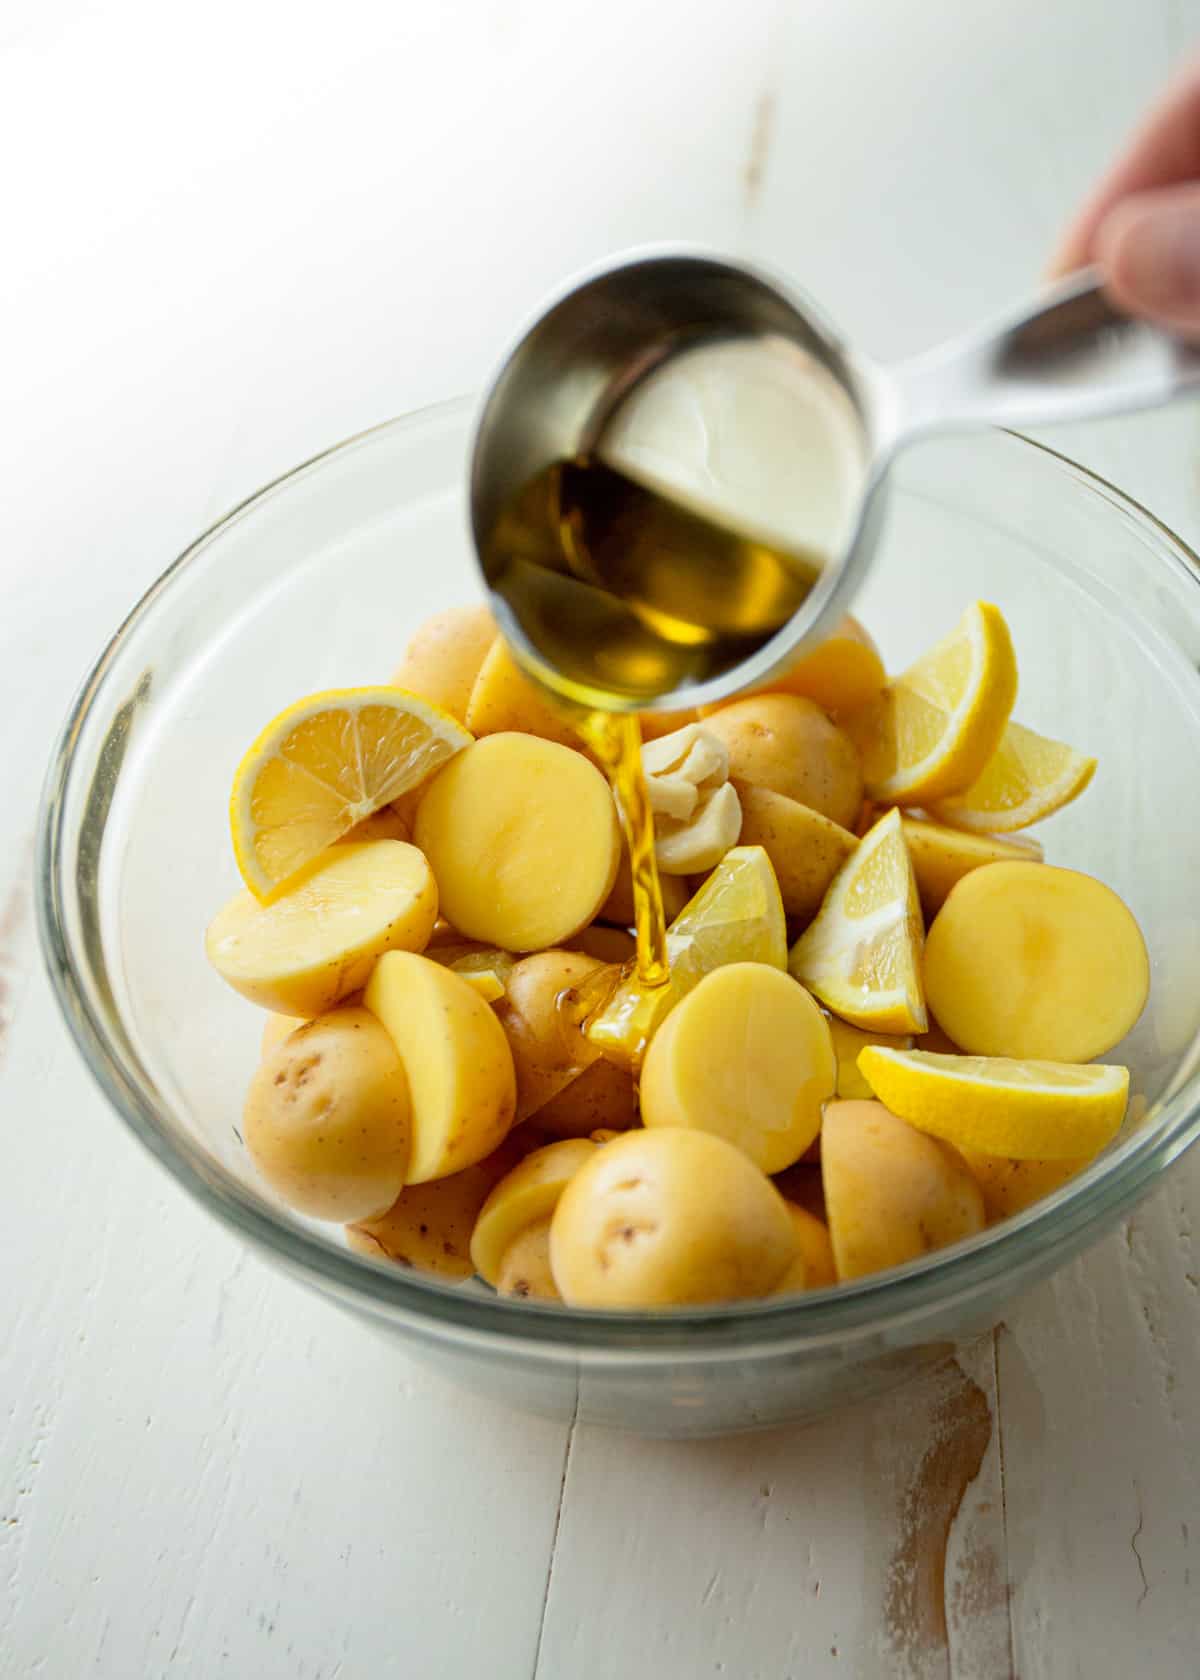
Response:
[883, 1360, 996, 1675]
[743, 90, 776, 207]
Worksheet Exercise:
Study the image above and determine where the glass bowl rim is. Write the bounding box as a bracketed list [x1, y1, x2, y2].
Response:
[35, 398, 1200, 1359]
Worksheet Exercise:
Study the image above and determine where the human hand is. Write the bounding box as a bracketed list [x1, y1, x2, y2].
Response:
[1052, 59, 1200, 338]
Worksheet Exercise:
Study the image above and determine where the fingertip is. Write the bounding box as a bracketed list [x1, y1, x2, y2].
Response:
[1095, 184, 1200, 335]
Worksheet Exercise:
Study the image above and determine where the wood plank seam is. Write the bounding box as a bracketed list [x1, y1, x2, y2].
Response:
[532, 1397, 580, 1679]
[991, 1325, 1019, 1680]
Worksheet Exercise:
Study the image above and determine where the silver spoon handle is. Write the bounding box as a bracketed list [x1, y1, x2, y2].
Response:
[888, 265, 1200, 441]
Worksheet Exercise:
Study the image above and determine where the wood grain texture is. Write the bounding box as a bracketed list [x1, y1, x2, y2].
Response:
[4, 1, 1200, 1676]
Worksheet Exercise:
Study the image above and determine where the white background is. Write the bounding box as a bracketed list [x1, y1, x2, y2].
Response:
[3, 3, 1200, 1675]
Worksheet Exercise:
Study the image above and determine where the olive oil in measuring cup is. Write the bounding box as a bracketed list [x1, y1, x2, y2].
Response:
[480, 338, 868, 1002]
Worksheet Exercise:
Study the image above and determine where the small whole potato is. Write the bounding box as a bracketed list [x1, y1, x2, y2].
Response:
[700, 695, 863, 830]
[821, 1100, 985, 1281]
[347, 1133, 528, 1280]
[244, 1007, 411, 1221]
[549, 1128, 796, 1308]
[496, 950, 608, 1121]
[391, 603, 497, 725]
[495, 1217, 560, 1300]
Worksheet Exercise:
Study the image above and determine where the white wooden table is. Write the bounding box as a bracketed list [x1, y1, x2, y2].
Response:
[4, 5, 1200, 1674]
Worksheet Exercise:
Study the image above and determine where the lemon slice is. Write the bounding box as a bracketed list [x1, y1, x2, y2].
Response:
[788, 807, 927, 1034]
[845, 601, 1017, 803]
[928, 720, 1097, 833]
[585, 845, 786, 1068]
[231, 688, 471, 900]
[857, 1046, 1129, 1159]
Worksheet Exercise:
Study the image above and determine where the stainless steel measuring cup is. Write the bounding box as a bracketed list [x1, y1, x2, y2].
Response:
[470, 248, 1200, 713]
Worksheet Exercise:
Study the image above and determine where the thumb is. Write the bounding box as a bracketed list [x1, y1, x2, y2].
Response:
[1097, 182, 1200, 337]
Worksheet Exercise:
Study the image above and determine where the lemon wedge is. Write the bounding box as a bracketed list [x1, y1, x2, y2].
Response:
[585, 845, 786, 1068]
[928, 719, 1097, 833]
[230, 688, 471, 900]
[845, 601, 1017, 804]
[788, 807, 927, 1034]
[857, 1046, 1129, 1159]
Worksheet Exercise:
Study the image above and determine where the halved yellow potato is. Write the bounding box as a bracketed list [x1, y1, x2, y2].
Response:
[495, 1217, 560, 1299]
[365, 951, 516, 1182]
[550, 1128, 796, 1307]
[773, 1203, 838, 1292]
[959, 1149, 1089, 1220]
[700, 695, 863, 830]
[640, 962, 835, 1174]
[206, 840, 438, 1016]
[347, 1133, 527, 1280]
[533, 1056, 639, 1138]
[495, 950, 607, 1121]
[735, 782, 858, 922]
[244, 1007, 410, 1221]
[821, 1099, 985, 1280]
[900, 815, 1042, 917]
[826, 1017, 913, 1100]
[464, 638, 579, 747]
[260, 1011, 308, 1056]
[415, 734, 621, 951]
[471, 1137, 598, 1285]
[924, 862, 1149, 1061]
[391, 604, 497, 725]
[700, 616, 885, 720]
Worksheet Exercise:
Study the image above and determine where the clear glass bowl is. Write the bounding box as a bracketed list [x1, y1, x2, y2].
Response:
[38, 400, 1200, 1437]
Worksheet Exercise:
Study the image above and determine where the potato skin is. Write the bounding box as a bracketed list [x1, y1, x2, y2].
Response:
[244, 1007, 411, 1221]
[772, 1203, 837, 1293]
[464, 638, 579, 747]
[700, 695, 863, 829]
[495, 950, 607, 1122]
[391, 604, 497, 724]
[495, 1217, 560, 1300]
[550, 1128, 796, 1308]
[347, 1134, 528, 1280]
[533, 1056, 638, 1138]
[821, 1100, 984, 1281]
[735, 783, 857, 922]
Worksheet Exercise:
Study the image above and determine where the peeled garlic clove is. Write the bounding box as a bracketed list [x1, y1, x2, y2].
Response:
[641, 723, 707, 776]
[645, 768, 700, 822]
[655, 782, 743, 874]
[676, 732, 728, 789]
